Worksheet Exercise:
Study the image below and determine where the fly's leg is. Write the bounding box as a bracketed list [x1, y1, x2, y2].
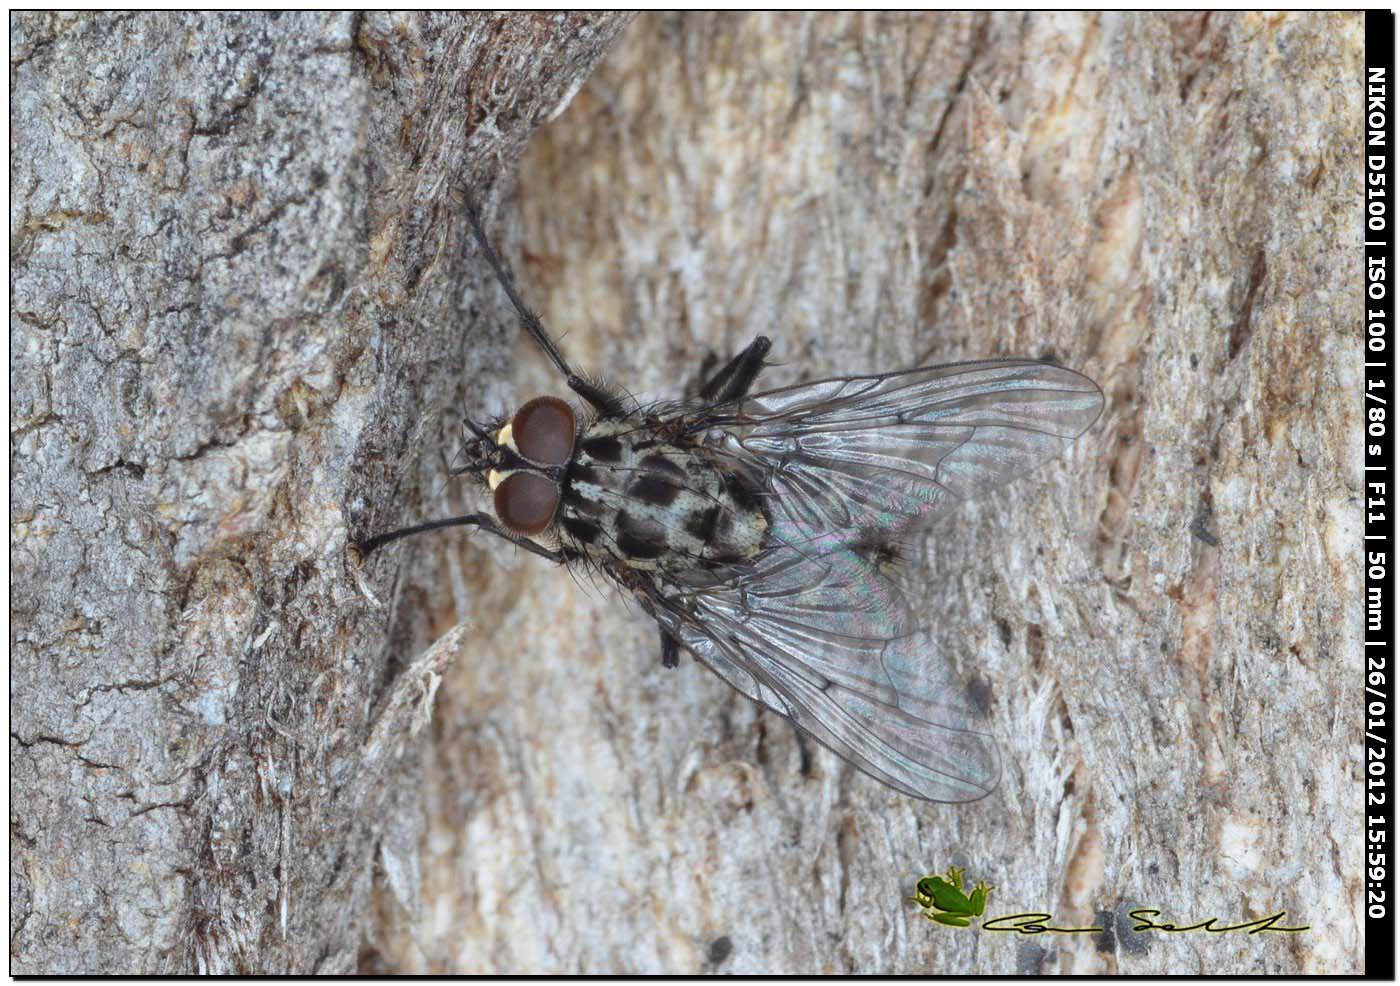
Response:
[659, 628, 680, 669]
[698, 335, 773, 403]
[461, 194, 628, 417]
[624, 574, 683, 670]
[357, 511, 572, 563]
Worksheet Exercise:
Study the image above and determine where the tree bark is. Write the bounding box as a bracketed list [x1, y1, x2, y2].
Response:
[10, 11, 631, 974]
[373, 12, 1362, 974]
[12, 11, 1361, 975]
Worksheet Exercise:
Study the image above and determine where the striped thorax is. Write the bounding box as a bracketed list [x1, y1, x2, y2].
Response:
[556, 418, 769, 572]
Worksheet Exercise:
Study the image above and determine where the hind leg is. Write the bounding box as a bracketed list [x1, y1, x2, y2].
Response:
[658, 627, 680, 669]
[697, 335, 773, 403]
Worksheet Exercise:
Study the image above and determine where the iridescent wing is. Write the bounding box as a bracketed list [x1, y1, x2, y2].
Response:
[655, 541, 1001, 801]
[711, 359, 1104, 549]
[651, 359, 1102, 801]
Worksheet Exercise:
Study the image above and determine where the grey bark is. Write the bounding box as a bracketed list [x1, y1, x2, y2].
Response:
[12, 11, 1361, 975]
[10, 11, 631, 974]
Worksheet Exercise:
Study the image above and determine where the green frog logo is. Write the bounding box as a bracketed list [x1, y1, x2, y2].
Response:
[910, 866, 993, 928]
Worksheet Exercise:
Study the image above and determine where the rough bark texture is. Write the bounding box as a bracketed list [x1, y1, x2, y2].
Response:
[10, 11, 631, 974]
[12, 11, 1360, 975]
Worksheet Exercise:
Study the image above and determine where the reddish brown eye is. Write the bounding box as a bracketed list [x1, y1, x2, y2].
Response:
[512, 396, 575, 465]
[493, 472, 561, 536]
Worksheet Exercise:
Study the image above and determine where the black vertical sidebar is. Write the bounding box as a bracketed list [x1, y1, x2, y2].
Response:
[1366, 9, 1395, 982]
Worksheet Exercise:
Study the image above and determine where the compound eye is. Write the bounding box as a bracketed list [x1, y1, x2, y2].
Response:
[493, 472, 561, 536]
[512, 396, 575, 466]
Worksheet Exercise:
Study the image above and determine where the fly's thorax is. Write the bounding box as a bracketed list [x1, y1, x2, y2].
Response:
[556, 418, 769, 572]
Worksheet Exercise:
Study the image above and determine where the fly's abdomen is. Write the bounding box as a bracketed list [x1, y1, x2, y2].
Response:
[558, 420, 768, 572]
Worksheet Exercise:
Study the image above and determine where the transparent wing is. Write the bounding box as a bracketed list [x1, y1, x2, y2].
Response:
[646, 359, 1101, 800]
[705, 359, 1104, 548]
[654, 540, 999, 802]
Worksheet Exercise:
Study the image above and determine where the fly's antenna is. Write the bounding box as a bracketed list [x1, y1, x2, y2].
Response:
[461, 193, 626, 416]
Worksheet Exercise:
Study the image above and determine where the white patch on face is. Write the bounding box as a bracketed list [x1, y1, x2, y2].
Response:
[487, 468, 507, 491]
[495, 422, 517, 452]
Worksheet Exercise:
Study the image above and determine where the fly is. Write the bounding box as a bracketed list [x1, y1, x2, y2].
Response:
[357, 194, 1104, 803]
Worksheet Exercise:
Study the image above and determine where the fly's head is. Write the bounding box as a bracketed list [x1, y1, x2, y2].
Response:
[459, 395, 578, 538]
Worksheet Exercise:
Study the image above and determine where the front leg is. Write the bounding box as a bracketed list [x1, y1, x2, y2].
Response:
[357, 511, 570, 563]
[460, 193, 628, 417]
